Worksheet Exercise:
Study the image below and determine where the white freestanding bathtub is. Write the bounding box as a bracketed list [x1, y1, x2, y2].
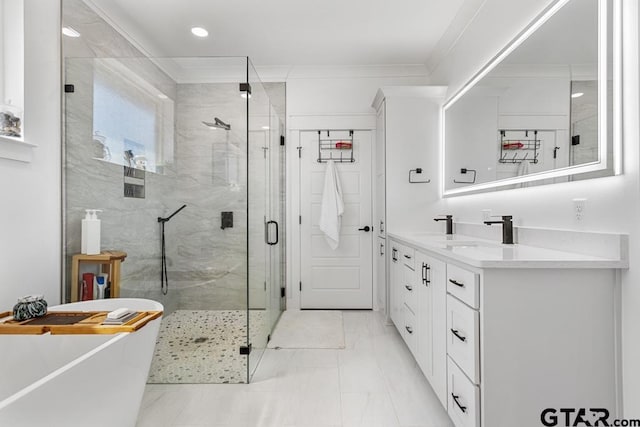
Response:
[0, 298, 162, 427]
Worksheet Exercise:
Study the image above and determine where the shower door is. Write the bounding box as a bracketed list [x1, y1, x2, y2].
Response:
[247, 61, 285, 379]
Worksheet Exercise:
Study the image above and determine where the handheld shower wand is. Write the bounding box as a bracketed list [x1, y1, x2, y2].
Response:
[158, 204, 187, 295]
[158, 204, 187, 223]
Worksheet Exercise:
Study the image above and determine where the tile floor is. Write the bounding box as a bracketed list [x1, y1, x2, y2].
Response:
[136, 310, 453, 427]
[148, 310, 267, 384]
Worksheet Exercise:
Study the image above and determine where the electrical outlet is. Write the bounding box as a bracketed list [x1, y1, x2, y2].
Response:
[573, 198, 586, 221]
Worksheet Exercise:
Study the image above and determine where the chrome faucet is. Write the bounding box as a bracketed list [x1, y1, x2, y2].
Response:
[434, 215, 453, 235]
[483, 215, 514, 244]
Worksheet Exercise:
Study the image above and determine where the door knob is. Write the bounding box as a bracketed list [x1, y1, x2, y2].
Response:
[358, 226, 371, 232]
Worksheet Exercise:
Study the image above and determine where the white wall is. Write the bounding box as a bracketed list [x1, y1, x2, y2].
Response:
[0, 0, 61, 308]
[286, 66, 429, 117]
[428, 0, 640, 416]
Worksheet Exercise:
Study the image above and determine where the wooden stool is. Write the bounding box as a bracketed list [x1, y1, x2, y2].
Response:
[70, 251, 127, 302]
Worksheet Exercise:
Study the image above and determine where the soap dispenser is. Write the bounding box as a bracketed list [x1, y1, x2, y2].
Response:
[81, 209, 102, 255]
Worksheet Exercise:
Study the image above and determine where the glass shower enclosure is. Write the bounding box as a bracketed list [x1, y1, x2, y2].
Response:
[62, 56, 284, 383]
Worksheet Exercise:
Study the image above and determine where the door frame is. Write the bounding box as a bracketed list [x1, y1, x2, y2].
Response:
[286, 114, 377, 310]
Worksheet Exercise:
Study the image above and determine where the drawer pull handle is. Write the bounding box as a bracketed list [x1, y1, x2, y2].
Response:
[451, 329, 467, 342]
[449, 279, 465, 288]
[404, 254, 412, 259]
[405, 285, 413, 291]
[405, 326, 413, 334]
[451, 393, 467, 413]
[380, 243, 384, 256]
[422, 263, 430, 286]
[392, 248, 398, 262]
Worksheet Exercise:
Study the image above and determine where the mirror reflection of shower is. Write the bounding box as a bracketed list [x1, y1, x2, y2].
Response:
[569, 80, 598, 167]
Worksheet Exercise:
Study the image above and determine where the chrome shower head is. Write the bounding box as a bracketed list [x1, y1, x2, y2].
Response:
[202, 117, 231, 131]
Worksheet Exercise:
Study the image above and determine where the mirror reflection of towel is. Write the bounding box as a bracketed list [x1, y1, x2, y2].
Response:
[319, 160, 344, 250]
[516, 161, 530, 188]
[516, 160, 529, 176]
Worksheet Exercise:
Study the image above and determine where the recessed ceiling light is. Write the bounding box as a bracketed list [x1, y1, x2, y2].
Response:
[240, 93, 252, 99]
[571, 92, 584, 98]
[157, 93, 168, 99]
[191, 27, 209, 38]
[261, 126, 270, 130]
[62, 27, 81, 38]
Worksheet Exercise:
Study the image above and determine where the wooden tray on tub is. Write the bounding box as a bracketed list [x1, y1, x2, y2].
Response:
[0, 310, 162, 335]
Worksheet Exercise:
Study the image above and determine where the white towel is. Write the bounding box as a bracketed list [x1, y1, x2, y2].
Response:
[319, 160, 344, 250]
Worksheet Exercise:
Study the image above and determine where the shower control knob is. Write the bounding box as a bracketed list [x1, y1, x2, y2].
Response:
[358, 226, 371, 232]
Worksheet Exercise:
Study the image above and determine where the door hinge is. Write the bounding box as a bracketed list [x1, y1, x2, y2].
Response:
[280, 135, 285, 146]
[267, 334, 271, 342]
[264, 281, 267, 291]
[299, 281, 302, 291]
[280, 287, 286, 298]
[299, 215, 302, 225]
[239, 343, 252, 355]
[297, 146, 302, 158]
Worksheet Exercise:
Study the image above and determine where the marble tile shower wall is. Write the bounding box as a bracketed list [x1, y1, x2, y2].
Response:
[63, 0, 280, 315]
[65, 74, 252, 313]
[169, 83, 249, 312]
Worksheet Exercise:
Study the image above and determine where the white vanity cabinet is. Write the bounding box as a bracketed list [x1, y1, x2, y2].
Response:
[415, 251, 447, 407]
[388, 238, 448, 406]
[445, 264, 619, 427]
[388, 232, 624, 427]
[389, 243, 402, 327]
[389, 241, 419, 353]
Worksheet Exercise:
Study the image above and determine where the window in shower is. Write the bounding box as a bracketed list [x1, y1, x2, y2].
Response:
[92, 59, 174, 173]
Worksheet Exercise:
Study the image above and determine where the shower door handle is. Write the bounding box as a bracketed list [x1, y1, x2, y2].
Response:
[267, 220, 279, 245]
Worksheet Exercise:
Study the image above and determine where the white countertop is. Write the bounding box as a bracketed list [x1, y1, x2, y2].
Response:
[387, 231, 628, 269]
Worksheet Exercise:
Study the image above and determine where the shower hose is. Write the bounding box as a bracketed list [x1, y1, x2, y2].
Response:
[160, 220, 169, 295]
[157, 204, 187, 296]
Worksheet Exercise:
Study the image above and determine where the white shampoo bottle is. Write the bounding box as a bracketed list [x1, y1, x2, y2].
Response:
[81, 209, 102, 255]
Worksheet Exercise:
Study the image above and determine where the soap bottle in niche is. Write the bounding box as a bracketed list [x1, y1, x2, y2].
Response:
[81, 209, 102, 255]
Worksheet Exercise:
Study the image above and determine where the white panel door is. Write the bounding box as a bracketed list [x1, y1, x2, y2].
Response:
[299, 130, 373, 309]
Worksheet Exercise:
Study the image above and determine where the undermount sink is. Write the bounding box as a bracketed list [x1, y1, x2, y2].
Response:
[403, 233, 509, 249]
[443, 241, 481, 247]
[436, 240, 506, 250]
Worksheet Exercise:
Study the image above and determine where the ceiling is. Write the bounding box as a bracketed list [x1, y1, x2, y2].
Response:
[85, 0, 468, 68]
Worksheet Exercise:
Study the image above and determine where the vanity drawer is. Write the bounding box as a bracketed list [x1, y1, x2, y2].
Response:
[448, 357, 480, 427]
[400, 245, 415, 269]
[447, 264, 479, 309]
[402, 304, 418, 354]
[447, 295, 480, 384]
[402, 263, 418, 313]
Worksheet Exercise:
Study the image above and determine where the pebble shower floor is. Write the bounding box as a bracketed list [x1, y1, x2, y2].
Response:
[147, 310, 265, 384]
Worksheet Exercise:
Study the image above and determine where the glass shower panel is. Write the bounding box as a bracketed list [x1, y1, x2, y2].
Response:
[269, 105, 285, 330]
[63, 56, 252, 384]
[247, 59, 272, 378]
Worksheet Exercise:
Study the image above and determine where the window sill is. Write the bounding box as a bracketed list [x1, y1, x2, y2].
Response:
[0, 135, 37, 162]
